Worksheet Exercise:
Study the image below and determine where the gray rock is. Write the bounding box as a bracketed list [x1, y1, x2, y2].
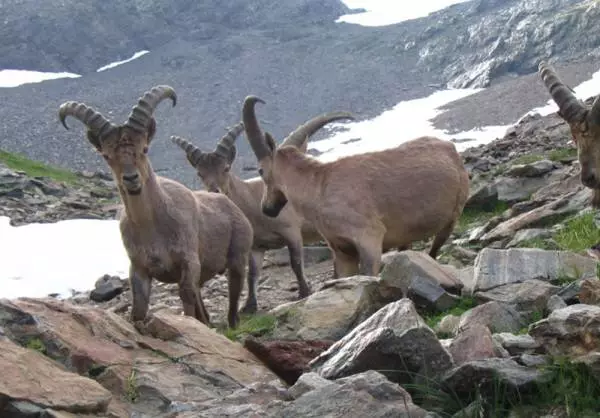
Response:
[546, 294, 568, 313]
[286, 373, 332, 400]
[407, 276, 461, 313]
[434, 314, 460, 338]
[448, 324, 500, 366]
[458, 301, 523, 334]
[264, 374, 429, 418]
[517, 354, 551, 368]
[506, 228, 553, 248]
[473, 248, 597, 292]
[529, 304, 600, 357]
[475, 279, 560, 318]
[380, 250, 464, 298]
[505, 160, 555, 178]
[492, 333, 540, 356]
[442, 358, 550, 401]
[494, 176, 550, 203]
[89, 274, 125, 303]
[310, 299, 453, 385]
[465, 184, 498, 211]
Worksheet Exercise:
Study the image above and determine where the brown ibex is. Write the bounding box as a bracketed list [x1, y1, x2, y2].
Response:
[170, 113, 353, 309]
[242, 95, 470, 278]
[538, 61, 600, 207]
[58, 86, 254, 329]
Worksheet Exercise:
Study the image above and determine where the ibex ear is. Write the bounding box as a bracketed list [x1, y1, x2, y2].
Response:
[265, 132, 277, 153]
[228, 145, 237, 164]
[147, 118, 157, 144]
[86, 130, 102, 151]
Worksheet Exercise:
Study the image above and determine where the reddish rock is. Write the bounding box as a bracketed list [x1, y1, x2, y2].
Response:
[448, 323, 500, 366]
[579, 278, 600, 305]
[244, 338, 334, 385]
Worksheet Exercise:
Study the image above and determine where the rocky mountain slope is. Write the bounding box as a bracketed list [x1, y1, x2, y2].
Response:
[3, 88, 600, 416]
[2, 0, 600, 189]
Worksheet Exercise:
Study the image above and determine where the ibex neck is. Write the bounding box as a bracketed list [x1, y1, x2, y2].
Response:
[118, 170, 167, 226]
[227, 173, 259, 212]
[276, 149, 324, 211]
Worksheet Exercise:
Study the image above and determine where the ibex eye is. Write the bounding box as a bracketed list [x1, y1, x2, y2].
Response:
[258, 168, 264, 176]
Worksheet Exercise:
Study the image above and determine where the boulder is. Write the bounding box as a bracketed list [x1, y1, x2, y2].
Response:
[268, 276, 393, 341]
[458, 301, 523, 334]
[0, 337, 112, 415]
[578, 278, 600, 306]
[475, 280, 560, 318]
[473, 248, 597, 292]
[448, 324, 500, 366]
[442, 358, 550, 402]
[492, 333, 541, 356]
[529, 304, 600, 356]
[265, 370, 429, 418]
[310, 299, 453, 385]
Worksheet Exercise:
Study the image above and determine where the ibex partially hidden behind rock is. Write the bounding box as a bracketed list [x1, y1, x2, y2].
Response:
[242, 96, 470, 278]
[170, 112, 353, 308]
[538, 61, 600, 207]
[58, 86, 254, 329]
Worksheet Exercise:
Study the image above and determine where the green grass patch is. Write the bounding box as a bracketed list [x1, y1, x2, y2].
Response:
[126, 370, 138, 403]
[553, 212, 600, 252]
[398, 357, 600, 417]
[0, 149, 80, 184]
[25, 337, 47, 354]
[515, 238, 558, 250]
[456, 201, 509, 234]
[423, 296, 478, 329]
[548, 147, 577, 162]
[221, 313, 277, 342]
[512, 154, 545, 165]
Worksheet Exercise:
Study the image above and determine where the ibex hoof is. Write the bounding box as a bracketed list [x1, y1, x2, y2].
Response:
[239, 303, 258, 315]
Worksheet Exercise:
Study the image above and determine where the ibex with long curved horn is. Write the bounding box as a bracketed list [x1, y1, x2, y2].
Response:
[242, 95, 470, 278]
[538, 61, 600, 207]
[58, 86, 254, 329]
[170, 112, 353, 309]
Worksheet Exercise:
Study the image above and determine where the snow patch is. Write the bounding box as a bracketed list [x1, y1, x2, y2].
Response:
[97, 50, 150, 72]
[0, 69, 81, 88]
[337, 0, 470, 26]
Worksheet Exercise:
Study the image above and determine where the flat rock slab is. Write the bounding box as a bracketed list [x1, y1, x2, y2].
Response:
[475, 279, 560, 316]
[473, 248, 598, 292]
[0, 337, 112, 415]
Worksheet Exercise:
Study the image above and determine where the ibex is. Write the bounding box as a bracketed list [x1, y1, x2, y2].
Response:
[58, 86, 254, 329]
[242, 96, 470, 278]
[170, 113, 353, 309]
[538, 61, 600, 207]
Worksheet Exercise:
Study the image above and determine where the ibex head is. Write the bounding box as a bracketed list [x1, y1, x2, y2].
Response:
[242, 95, 355, 217]
[58, 85, 177, 195]
[170, 122, 245, 194]
[539, 61, 600, 190]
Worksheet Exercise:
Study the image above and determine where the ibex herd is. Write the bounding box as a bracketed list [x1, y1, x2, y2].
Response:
[57, 59, 598, 329]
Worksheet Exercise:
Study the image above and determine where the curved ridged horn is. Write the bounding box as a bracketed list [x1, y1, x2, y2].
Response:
[170, 136, 204, 167]
[125, 85, 177, 133]
[214, 122, 245, 159]
[280, 112, 356, 148]
[242, 95, 271, 160]
[590, 96, 600, 124]
[58, 101, 116, 139]
[538, 61, 587, 123]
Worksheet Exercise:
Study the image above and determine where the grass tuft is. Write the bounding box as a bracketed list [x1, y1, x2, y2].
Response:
[221, 313, 277, 342]
[548, 147, 577, 162]
[553, 212, 600, 252]
[423, 296, 478, 329]
[0, 149, 79, 184]
[456, 201, 509, 234]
